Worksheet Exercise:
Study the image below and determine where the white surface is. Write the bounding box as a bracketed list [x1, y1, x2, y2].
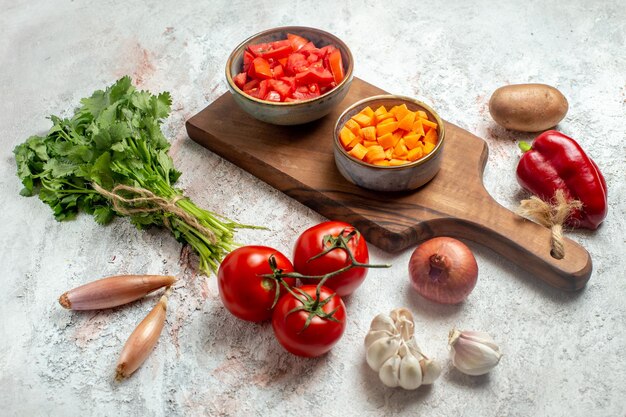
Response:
[1, 1, 625, 416]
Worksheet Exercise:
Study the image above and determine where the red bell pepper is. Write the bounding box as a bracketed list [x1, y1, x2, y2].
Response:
[516, 130, 607, 229]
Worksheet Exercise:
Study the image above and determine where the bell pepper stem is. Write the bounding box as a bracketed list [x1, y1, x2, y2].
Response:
[519, 141, 533, 152]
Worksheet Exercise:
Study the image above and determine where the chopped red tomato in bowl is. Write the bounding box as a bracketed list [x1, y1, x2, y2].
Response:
[226, 26, 353, 125]
[232, 33, 346, 103]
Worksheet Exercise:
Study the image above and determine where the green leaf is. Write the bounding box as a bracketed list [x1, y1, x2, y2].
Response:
[129, 212, 162, 228]
[30, 139, 49, 161]
[77, 192, 105, 213]
[39, 187, 59, 206]
[96, 102, 119, 127]
[108, 121, 131, 142]
[169, 168, 182, 184]
[152, 92, 172, 120]
[20, 186, 34, 197]
[93, 206, 115, 224]
[90, 152, 113, 189]
[43, 159, 78, 177]
[108, 76, 133, 103]
[48, 141, 74, 157]
[55, 209, 78, 222]
[146, 122, 169, 150]
[50, 142, 93, 163]
[14, 143, 35, 193]
[131, 91, 152, 112]
[61, 193, 80, 209]
[156, 150, 173, 177]
[79, 89, 108, 118]
[92, 130, 112, 150]
[110, 142, 127, 153]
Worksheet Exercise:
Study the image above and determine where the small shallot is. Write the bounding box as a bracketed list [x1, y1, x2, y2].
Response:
[115, 288, 171, 380]
[59, 275, 176, 310]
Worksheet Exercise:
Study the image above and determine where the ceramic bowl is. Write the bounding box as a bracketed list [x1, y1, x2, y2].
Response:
[333, 95, 446, 192]
[225, 26, 354, 125]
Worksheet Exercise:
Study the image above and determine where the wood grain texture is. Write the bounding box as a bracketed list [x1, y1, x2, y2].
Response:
[186, 78, 592, 290]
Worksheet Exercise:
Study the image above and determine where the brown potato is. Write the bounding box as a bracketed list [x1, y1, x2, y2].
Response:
[488, 83, 568, 132]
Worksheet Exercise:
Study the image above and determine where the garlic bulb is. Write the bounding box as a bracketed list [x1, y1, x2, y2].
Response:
[365, 308, 441, 389]
[448, 329, 502, 376]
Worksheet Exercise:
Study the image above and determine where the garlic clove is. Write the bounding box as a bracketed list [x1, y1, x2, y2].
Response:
[419, 358, 442, 385]
[365, 329, 394, 349]
[390, 307, 414, 323]
[390, 308, 415, 341]
[379, 356, 402, 388]
[369, 313, 397, 333]
[449, 329, 502, 376]
[456, 330, 500, 351]
[404, 337, 424, 358]
[397, 343, 411, 358]
[366, 336, 401, 371]
[398, 352, 423, 390]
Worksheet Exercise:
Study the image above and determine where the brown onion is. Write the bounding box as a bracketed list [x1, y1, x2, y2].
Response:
[408, 237, 478, 304]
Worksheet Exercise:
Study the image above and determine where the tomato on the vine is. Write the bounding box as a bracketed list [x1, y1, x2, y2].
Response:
[272, 285, 346, 357]
[218, 246, 295, 322]
[293, 221, 369, 297]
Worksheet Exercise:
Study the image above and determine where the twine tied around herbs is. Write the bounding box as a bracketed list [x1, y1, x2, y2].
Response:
[91, 183, 217, 245]
[517, 189, 582, 260]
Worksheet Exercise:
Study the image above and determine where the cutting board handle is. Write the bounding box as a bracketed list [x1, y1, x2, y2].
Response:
[450, 195, 592, 290]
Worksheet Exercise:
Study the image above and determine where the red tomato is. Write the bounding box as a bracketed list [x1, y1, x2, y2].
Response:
[293, 221, 369, 297]
[243, 78, 259, 91]
[328, 49, 344, 84]
[272, 285, 346, 357]
[319, 45, 337, 56]
[291, 84, 321, 100]
[287, 33, 309, 51]
[286, 52, 309, 75]
[252, 57, 272, 79]
[243, 50, 255, 72]
[258, 79, 269, 99]
[271, 64, 284, 78]
[269, 79, 293, 99]
[320, 82, 337, 94]
[248, 40, 292, 59]
[299, 41, 316, 53]
[218, 246, 296, 322]
[281, 76, 296, 91]
[306, 53, 320, 64]
[233, 72, 247, 89]
[295, 67, 334, 86]
[265, 90, 281, 102]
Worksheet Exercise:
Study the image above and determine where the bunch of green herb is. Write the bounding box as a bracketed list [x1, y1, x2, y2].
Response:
[14, 76, 247, 274]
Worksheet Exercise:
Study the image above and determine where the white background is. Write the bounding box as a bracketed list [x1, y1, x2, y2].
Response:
[1, 1, 625, 416]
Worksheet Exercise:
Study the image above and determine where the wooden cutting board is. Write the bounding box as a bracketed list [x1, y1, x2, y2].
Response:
[186, 78, 591, 290]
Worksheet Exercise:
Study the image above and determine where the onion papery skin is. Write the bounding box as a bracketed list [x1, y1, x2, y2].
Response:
[408, 237, 478, 304]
